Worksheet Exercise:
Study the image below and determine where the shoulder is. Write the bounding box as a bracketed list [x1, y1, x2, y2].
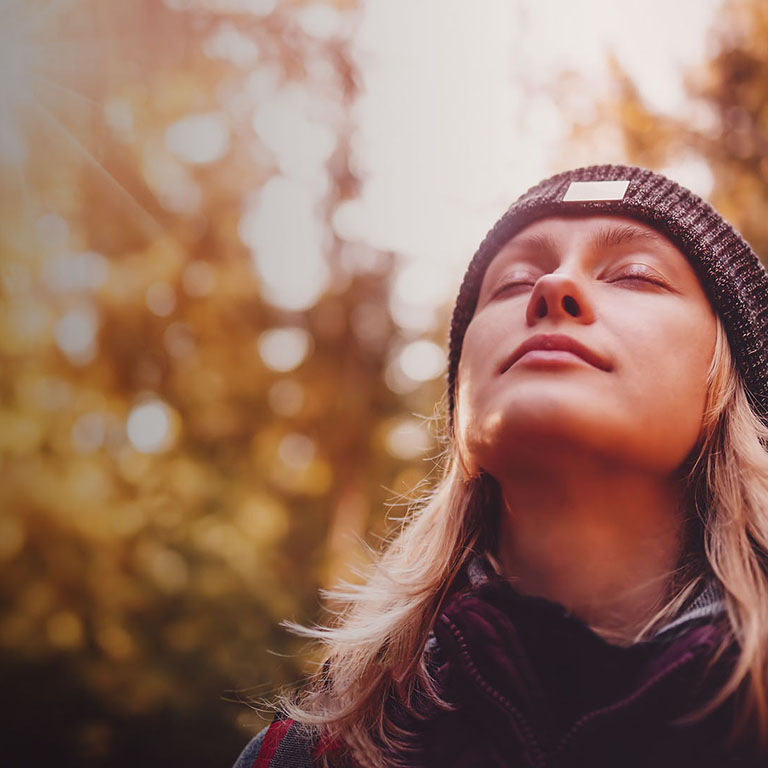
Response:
[232, 717, 337, 768]
[232, 727, 267, 768]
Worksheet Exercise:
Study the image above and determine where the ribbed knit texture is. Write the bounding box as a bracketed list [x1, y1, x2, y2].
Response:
[447, 164, 768, 425]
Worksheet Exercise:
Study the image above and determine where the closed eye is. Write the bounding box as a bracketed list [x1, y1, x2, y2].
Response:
[608, 266, 671, 289]
[490, 275, 539, 299]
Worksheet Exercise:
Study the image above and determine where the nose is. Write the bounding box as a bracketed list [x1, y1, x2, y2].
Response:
[525, 272, 595, 326]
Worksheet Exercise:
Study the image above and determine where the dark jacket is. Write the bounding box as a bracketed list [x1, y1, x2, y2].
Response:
[234, 562, 762, 767]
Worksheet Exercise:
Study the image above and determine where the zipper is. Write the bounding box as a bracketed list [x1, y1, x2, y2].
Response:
[440, 615, 548, 767]
[441, 614, 716, 768]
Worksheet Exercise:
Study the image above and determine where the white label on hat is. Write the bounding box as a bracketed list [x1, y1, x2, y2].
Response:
[563, 179, 630, 202]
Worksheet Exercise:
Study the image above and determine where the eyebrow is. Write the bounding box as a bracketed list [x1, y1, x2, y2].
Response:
[504, 222, 670, 258]
[590, 223, 669, 251]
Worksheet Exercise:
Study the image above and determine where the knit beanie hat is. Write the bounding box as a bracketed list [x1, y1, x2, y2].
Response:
[447, 164, 768, 425]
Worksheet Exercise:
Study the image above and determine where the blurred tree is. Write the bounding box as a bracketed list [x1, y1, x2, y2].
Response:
[7, 0, 768, 765]
[561, 0, 768, 262]
[0, 1, 445, 765]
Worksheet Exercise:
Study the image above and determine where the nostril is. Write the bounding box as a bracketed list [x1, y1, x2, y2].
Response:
[535, 297, 547, 318]
[562, 296, 580, 317]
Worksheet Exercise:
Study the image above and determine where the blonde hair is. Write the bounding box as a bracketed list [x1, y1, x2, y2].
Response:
[282, 317, 768, 766]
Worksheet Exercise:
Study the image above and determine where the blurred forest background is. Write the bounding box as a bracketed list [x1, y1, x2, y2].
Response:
[1, 0, 767, 765]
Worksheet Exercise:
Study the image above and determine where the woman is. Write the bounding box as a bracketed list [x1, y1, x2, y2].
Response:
[234, 165, 768, 767]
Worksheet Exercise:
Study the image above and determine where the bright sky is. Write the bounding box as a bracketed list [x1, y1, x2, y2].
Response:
[2, 0, 727, 332]
[332, 0, 725, 329]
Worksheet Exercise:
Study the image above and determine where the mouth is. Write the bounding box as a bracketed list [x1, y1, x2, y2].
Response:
[501, 333, 613, 373]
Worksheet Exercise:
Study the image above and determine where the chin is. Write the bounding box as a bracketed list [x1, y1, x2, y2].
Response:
[467, 405, 697, 478]
[478, 389, 602, 443]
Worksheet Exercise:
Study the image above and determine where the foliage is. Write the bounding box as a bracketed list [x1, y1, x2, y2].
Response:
[6, 0, 768, 765]
[0, 1, 443, 765]
[563, 0, 768, 263]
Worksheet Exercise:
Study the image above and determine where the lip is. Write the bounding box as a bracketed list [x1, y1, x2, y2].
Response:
[501, 333, 612, 373]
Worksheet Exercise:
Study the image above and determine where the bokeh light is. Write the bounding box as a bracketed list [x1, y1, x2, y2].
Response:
[278, 433, 315, 470]
[54, 305, 99, 365]
[35, 213, 70, 249]
[42, 251, 108, 294]
[399, 340, 446, 382]
[145, 282, 177, 317]
[384, 418, 433, 461]
[257, 327, 312, 372]
[204, 21, 261, 66]
[240, 176, 330, 311]
[165, 112, 231, 165]
[252, 82, 337, 182]
[126, 400, 178, 454]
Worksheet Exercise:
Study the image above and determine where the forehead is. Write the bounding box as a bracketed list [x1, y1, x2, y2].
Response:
[495, 214, 680, 261]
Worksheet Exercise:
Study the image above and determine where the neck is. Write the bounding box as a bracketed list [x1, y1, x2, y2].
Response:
[494, 453, 687, 642]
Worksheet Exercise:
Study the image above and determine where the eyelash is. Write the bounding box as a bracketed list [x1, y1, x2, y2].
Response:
[491, 278, 537, 299]
[609, 268, 669, 288]
[490, 268, 669, 298]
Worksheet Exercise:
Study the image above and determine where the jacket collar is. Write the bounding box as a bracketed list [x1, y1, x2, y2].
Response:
[465, 554, 726, 640]
[430, 556, 727, 760]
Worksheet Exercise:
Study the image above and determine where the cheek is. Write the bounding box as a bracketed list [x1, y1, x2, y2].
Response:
[453, 319, 504, 475]
[675, 333, 716, 434]
[454, 357, 485, 476]
[455, 318, 496, 414]
[654, 311, 714, 397]
[622, 308, 716, 458]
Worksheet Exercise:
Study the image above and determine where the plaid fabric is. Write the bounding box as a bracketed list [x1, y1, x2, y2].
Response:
[254, 718, 308, 768]
[652, 581, 726, 639]
[233, 716, 340, 768]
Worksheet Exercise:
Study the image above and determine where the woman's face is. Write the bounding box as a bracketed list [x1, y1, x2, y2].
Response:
[456, 214, 718, 478]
